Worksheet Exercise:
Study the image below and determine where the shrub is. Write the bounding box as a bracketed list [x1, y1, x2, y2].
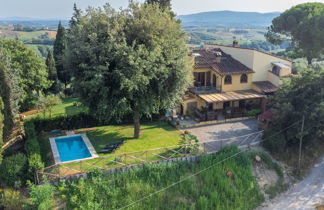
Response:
[27, 153, 45, 177]
[25, 137, 40, 156]
[27, 181, 54, 210]
[0, 188, 26, 210]
[24, 121, 44, 181]
[0, 153, 27, 187]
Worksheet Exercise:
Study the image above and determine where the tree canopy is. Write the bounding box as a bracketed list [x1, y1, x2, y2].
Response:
[53, 21, 69, 87]
[0, 40, 51, 110]
[45, 50, 58, 93]
[266, 3, 324, 64]
[264, 67, 324, 152]
[65, 3, 192, 137]
[146, 0, 171, 10]
[0, 49, 21, 141]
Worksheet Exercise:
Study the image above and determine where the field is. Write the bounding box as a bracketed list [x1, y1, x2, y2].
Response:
[185, 27, 288, 52]
[0, 28, 56, 57]
[58, 146, 265, 210]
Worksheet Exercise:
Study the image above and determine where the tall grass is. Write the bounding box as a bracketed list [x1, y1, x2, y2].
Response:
[59, 146, 264, 210]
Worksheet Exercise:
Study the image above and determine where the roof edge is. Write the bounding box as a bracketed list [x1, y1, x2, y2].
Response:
[206, 43, 293, 63]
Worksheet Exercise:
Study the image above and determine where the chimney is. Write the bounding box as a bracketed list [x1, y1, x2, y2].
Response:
[214, 51, 222, 63]
[233, 40, 239, 47]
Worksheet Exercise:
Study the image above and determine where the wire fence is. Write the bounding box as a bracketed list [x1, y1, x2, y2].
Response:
[36, 131, 263, 184]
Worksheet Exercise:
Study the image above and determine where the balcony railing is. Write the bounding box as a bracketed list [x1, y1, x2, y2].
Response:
[189, 86, 219, 94]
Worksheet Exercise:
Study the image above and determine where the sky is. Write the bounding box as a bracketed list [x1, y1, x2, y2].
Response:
[0, 0, 323, 19]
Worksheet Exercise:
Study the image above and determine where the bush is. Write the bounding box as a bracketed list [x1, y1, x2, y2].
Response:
[0, 188, 26, 210]
[0, 153, 27, 187]
[28, 181, 54, 210]
[24, 121, 44, 181]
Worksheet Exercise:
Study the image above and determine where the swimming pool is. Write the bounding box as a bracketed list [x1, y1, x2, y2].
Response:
[50, 134, 98, 164]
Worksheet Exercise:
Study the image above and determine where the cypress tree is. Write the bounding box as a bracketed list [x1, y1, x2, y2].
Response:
[46, 50, 58, 93]
[53, 21, 69, 87]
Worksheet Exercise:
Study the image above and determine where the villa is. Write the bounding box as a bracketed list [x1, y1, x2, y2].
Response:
[180, 41, 292, 122]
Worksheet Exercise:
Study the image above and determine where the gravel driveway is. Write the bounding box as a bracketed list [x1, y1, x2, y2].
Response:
[181, 119, 262, 152]
[259, 155, 324, 210]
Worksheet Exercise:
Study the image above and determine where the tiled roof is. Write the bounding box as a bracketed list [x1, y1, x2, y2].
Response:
[192, 48, 254, 75]
[253, 81, 278, 93]
[197, 89, 265, 103]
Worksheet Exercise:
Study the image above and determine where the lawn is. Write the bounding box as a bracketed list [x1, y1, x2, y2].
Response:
[31, 97, 87, 119]
[77, 121, 181, 154]
[40, 121, 182, 176]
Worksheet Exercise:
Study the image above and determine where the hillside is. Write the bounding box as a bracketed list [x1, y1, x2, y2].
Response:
[178, 10, 280, 28]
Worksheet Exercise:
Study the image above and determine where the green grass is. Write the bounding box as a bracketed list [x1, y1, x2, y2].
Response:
[83, 121, 181, 154]
[33, 98, 87, 119]
[58, 146, 265, 210]
[40, 121, 181, 171]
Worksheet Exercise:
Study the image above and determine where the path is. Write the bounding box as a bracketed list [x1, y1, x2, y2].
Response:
[181, 119, 262, 152]
[260, 155, 324, 210]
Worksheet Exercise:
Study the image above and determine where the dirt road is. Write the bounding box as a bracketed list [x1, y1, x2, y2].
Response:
[260, 155, 324, 210]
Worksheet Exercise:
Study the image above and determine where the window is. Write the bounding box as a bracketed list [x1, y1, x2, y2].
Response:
[240, 74, 248, 83]
[224, 75, 232, 84]
[194, 72, 206, 87]
[272, 65, 280, 76]
[207, 103, 213, 111]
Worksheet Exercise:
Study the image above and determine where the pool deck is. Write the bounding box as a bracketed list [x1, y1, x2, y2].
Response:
[50, 133, 99, 165]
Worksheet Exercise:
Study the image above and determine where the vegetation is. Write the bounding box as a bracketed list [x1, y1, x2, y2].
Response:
[0, 40, 51, 111]
[24, 121, 45, 181]
[45, 50, 59, 93]
[65, 3, 192, 138]
[0, 98, 3, 163]
[58, 146, 264, 210]
[27, 181, 54, 210]
[264, 68, 324, 152]
[84, 121, 181, 154]
[0, 49, 21, 140]
[53, 22, 69, 87]
[266, 2, 324, 64]
[0, 188, 26, 210]
[0, 153, 27, 187]
[37, 95, 61, 118]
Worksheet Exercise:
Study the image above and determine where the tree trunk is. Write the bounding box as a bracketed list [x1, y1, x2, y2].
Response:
[307, 56, 313, 65]
[133, 112, 141, 139]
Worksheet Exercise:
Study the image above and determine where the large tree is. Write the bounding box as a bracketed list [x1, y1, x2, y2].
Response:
[266, 3, 324, 64]
[0, 40, 50, 109]
[146, 0, 171, 10]
[0, 49, 21, 142]
[66, 3, 192, 138]
[45, 50, 58, 93]
[263, 67, 324, 152]
[53, 21, 69, 87]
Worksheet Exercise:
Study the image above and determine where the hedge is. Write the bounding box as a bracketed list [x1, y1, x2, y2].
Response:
[24, 121, 44, 182]
[0, 153, 27, 187]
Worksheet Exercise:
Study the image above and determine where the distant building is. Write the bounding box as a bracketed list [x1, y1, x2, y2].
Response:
[180, 41, 292, 121]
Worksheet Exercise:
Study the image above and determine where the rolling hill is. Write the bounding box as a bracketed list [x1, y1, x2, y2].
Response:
[178, 10, 280, 28]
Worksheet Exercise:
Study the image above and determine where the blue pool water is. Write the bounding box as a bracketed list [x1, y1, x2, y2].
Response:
[55, 135, 91, 162]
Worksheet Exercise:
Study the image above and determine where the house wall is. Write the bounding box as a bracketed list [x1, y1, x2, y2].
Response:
[267, 71, 282, 87]
[216, 45, 255, 69]
[252, 51, 292, 82]
[221, 73, 253, 92]
[216, 45, 292, 83]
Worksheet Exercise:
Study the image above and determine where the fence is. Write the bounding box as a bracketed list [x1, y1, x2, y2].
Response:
[36, 131, 263, 184]
[175, 116, 256, 129]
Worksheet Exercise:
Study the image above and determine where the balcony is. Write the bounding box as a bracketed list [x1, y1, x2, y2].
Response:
[189, 86, 219, 94]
